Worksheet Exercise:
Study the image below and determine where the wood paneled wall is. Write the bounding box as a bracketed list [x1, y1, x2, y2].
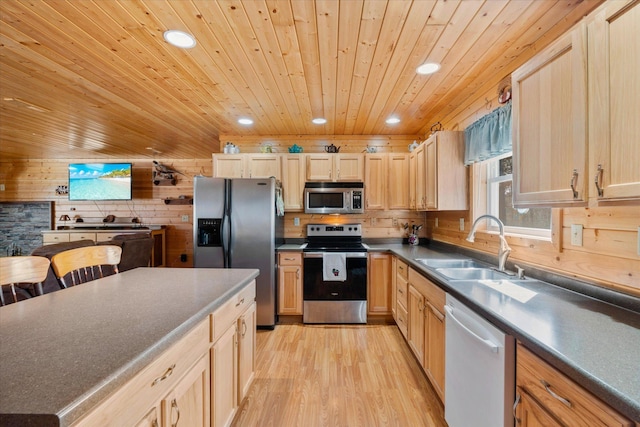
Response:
[0, 159, 210, 267]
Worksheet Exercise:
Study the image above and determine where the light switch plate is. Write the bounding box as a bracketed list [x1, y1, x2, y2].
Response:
[571, 224, 583, 246]
[459, 218, 465, 232]
[181, 215, 189, 222]
[294, 217, 300, 226]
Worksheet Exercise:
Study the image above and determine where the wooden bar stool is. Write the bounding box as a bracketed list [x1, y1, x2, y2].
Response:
[51, 245, 122, 288]
[0, 256, 51, 306]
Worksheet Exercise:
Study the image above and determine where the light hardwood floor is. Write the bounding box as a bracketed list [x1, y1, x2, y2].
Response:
[231, 323, 447, 427]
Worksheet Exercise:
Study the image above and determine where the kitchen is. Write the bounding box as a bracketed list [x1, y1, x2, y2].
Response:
[1, 0, 639, 426]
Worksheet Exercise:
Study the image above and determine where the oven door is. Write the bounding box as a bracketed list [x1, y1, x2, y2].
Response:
[303, 251, 368, 324]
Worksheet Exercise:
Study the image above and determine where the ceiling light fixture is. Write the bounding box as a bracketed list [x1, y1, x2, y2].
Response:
[386, 117, 401, 125]
[238, 118, 254, 125]
[163, 30, 196, 49]
[416, 62, 441, 75]
[312, 118, 327, 124]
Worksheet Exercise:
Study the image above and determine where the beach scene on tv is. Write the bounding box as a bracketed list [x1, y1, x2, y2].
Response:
[69, 163, 132, 200]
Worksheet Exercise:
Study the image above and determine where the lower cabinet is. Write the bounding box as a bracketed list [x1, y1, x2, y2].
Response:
[407, 267, 446, 402]
[515, 343, 632, 427]
[277, 252, 303, 315]
[394, 257, 409, 339]
[367, 252, 392, 316]
[73, 282, 256, 427]
[211, 285, 257, 427]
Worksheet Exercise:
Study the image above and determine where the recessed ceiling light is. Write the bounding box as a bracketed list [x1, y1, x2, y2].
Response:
[238, 118, 254, 125]
[163, 30, 196, 49]
[416, 62, 441, 75]
[312, 118, 327, 124]
[386, 117, 401, 125]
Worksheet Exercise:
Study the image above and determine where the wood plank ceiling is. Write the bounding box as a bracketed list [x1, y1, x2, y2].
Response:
[0, 0, 603, 160]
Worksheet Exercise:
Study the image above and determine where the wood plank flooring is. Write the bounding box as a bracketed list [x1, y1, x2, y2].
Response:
[231, 323, 447, 427]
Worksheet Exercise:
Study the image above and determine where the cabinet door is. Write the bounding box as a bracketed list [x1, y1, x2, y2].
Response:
[134, 407, 160, 427]
[237, 302, 256, 403]
[391, 256, 398, 319]
[515, 389, 563, 427]
[278, 264, 302, 315]
[281, 155, 305, 211]
[367, 253, 392, 315]
[407, 285, 425, 362]
[246, 154, 281, 180]
[588, 1, 640, 202]
[388, 154, 410, 209]
[364, 154, 387, 210]
[211, 324, 238, 427]
[414, 144, 426, 210]
[162, 355, 210, 427]
[213, 155, 245, 178]
[512, 25, 588, 207]
[409, 150, 417, 209]
[335, 154, 364, 181]
[424, 302, 445, 401]
[424, 136, 438, 210]
[306, 154, 333, 181]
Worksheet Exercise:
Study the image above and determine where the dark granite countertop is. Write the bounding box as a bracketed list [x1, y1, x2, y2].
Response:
[0, 268, 259, 427]
[365, 242, 640, 422]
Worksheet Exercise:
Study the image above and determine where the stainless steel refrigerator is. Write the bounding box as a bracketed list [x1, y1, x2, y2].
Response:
[193, 176, 284, 327]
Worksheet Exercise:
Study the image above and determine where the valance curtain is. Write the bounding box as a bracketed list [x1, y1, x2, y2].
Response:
[464, 100, 512, 166]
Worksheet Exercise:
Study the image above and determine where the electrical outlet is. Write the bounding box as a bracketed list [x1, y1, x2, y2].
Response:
[181, 215, 189, 222]
[459, 218, 465, 231]
[435, 217, 439, 228]
[180, 254, 187, 262]
[0, 184, 5, 191]
[392, 217, 398, 227]
[294, 217, 300, 226]
[571, 224, 583, 246]
[371, 217, 377, 226]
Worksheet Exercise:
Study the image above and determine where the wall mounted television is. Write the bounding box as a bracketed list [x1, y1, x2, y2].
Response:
[68, 163, 133, 201]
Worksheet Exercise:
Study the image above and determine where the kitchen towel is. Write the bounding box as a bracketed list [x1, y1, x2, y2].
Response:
[323, 252, 346, 281]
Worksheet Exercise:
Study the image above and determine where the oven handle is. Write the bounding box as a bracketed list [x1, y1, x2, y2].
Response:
[303, 252, 368, 259]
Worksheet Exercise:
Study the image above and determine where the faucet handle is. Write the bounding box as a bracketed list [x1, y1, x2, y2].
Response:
[514, 265, 525, 279]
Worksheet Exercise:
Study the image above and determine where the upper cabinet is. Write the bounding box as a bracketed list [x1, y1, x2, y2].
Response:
[281, 154, 305, 211]
[512, 24, 588, 207]
[306, 153, 364, 182]
[363, 153, 410, 211]
[388, 154, 410, 210]
[364, 154, 387, 210]
[588, 0, 640, 203]
[410, 131, 467, 211]
[513, 0, 640, 207]
[213, 154, 281, 180]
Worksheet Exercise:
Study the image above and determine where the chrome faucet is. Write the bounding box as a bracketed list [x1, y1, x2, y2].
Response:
[466, 215, 511, 272]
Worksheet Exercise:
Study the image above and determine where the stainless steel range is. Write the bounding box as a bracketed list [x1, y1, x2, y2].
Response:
[302, 224, 368, 324]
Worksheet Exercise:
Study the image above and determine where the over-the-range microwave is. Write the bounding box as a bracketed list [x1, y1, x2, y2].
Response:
[304, 182, 364, 214]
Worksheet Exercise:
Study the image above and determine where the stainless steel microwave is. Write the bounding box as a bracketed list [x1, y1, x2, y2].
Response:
[304, 182, 364, 214]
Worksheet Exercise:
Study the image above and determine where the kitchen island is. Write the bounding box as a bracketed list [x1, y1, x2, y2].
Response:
[0, 267, 259, 427]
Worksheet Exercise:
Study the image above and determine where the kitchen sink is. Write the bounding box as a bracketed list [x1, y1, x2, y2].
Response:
[416, 258, 486, 269]
[435, 267, 512, 281]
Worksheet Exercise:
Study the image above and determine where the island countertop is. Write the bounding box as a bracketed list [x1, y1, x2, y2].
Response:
[0, 267, 259, 427]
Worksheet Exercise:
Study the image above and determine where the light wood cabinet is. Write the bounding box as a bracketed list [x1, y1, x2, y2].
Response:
[423, 131, 467, 211]
[587, 0, 640, 203]
[278, 252, 303, 315]
[512, 22, 589, 207]
[409, 149, 417, 210]
[515, 343, 632, 427]
[395, 258, 409, 339]
[408, 268, 446, 402]
[414, 143, 427, 210]
[74, 319, 211, 427]
[281, 154, 305, 211]
[388, 153, 410, 209]
[367, 252, 392, 315]
[364, 154, 387, 210]
[213, 154, 281, 180]
[211, 284, 256, 427]
[305, 153, 364, 182]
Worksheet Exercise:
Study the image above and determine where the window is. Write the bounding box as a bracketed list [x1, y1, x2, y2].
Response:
[486, 154, 551, 238]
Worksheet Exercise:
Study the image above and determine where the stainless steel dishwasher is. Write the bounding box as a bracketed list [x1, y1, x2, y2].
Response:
[444, 294, 515, 427]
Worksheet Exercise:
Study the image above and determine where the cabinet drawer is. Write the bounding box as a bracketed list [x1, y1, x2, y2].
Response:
[279, 252, 302, 265]
[396, 276, 408, 310]
[74, 319, 210, 427]
[43, 233, 70, 244]
[396, 304, 408, 339]
[70, 233, 95, 242]
[517, 344, 631, 427]
[212, 281, 256, 342]
[396, 259, 408, 280]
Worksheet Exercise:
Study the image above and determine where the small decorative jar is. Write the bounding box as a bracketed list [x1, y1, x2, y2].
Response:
[408, 233, 419, 246]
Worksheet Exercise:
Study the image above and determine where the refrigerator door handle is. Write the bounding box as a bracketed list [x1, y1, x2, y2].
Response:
[221, 213, 231, 268]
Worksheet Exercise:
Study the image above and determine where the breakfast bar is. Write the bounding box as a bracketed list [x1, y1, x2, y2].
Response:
[0, 267, 259, 426]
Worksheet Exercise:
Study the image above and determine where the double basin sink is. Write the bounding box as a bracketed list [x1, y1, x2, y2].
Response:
[416, 258, 515, 281]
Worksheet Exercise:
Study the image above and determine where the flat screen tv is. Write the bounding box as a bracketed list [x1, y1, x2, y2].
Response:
[68, 163, 133, 201]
